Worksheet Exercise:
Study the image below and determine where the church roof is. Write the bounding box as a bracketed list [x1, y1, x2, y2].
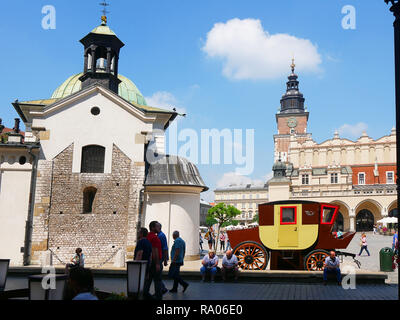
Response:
[145, 154, 208, 191]
[51, 73, 148, 106]
[90, 24, 117, 36]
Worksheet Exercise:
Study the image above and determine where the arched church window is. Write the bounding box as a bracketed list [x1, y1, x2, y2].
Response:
[83, 187, 97, 213]
[81, 145, 105, 173]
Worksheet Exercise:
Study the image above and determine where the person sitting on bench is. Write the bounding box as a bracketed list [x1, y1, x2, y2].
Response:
[200, 250, 218, 282]
[323, 250, 341, 286]
[221, 250, 239, 281]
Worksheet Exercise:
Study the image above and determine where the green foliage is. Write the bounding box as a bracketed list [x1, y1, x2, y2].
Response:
[207, 202, 241, 226]
[252, 212, 259, 223]
[207, 203, 241, 250]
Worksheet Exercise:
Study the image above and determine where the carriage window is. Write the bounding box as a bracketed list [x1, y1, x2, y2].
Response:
[321, 205, 337, 224]
[281, 207, 296, 224]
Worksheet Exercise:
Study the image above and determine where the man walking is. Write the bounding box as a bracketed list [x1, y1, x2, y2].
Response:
[168, 231, 189, 293]
[323, 250, 341, 286]
[156, 222, 169, 295]
[143, 221, 163, 300]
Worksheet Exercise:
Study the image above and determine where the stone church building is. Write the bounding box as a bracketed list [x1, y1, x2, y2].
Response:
[0, 18, 207, 266]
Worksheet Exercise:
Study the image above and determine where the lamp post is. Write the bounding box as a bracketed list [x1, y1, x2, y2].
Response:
[385, 1, 400, 271]
[28, 274, 68, 300]
[0, 259, 10, 292]
[126, 261, 147, 299]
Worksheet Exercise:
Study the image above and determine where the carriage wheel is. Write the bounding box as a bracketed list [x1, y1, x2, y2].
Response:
[304, 250, 330, 271]
[233, 241, 269, 270]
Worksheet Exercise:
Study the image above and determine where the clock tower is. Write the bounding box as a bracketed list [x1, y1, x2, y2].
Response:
[274, 60, 310, 162]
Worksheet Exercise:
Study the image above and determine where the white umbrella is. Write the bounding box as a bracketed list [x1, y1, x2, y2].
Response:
[386, 217, 398, 223]
[377, 217, 398, 226]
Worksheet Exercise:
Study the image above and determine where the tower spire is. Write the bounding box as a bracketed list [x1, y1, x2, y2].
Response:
[291, 57, 296, 74]
[99, 1, 110, 25]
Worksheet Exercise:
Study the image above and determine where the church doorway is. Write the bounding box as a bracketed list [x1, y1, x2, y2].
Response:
[356, 209, 374, 232]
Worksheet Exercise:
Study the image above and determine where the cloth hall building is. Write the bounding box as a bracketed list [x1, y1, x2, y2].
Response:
[215, 62, 397, 232]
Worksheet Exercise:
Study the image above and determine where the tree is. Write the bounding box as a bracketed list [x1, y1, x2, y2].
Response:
[252, 212, 259, 223]
[206, 202, 241, 251]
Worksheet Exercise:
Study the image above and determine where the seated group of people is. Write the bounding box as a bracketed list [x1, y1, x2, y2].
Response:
[200, 249, 239, 282]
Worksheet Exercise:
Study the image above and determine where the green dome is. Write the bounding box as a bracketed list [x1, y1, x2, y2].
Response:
[51, 73, 147, 106]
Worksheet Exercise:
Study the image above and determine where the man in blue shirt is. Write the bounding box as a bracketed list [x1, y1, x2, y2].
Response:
[156, 223, 169, 294]
[168, 230, 188, 293]
[393, 231, 398, 252]
[323, 250, 341, 286]
[134, 228, 152, 267]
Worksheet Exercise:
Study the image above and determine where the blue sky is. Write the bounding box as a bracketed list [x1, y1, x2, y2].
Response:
[0, 0, 397, 201]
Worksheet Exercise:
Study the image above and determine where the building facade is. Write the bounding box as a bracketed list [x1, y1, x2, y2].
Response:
[0, 17, 207, 266]
[215, 61, 397, 232]
[214, 185, 269, 225]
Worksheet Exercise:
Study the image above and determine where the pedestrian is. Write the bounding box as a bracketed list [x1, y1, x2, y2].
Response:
[323, 251, 341, 286]
[199, 232, 204, 253]
[168, 231, 189, 293]
[392, 231, 398, 252]
[226, 233, 231, 251]
[143, 221, 163, 300]
[156, 222, 169, 295]
[205, 228, 213, 250]
[220, 232, 226, 251]
[200, 250, 219, 282]
[373, 225, 377, 235]
[221, 250, 239, 281]
[67, 267, 98, 300]
[358, 233, 370, 256]
[134, 227, 152, 267]
[65, 248, 85, 274]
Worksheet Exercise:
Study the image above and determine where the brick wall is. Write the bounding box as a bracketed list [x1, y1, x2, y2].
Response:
[31, 143, 144, 266]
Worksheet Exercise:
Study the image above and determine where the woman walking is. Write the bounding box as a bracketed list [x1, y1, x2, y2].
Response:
[358, 233, 370, 256]
[220, 232, 226, 251]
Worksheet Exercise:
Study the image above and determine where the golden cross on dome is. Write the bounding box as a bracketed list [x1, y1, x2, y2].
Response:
[99, 1, 110, 25]
[291, 57, 296, 73]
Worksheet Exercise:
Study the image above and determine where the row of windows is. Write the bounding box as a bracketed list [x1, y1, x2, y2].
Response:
[358, 171, 394, 185]
[240, 211, 257, 219]
[227, 203, 259, 210]
[216, 193, 267, 200]
[301, 173, 338, 185]
[301, 171, 395, 185]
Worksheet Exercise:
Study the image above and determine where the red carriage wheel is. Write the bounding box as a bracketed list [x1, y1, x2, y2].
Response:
[304, 250, 330, 271]
[233, 241, 269, 270]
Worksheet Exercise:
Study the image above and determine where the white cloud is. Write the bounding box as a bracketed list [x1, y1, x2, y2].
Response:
[264, 171, 273, 182]
[202, 18, 322, 80]
[216, 171, 267, 188]
[201, 190, 215, 203]
[145, 91, 186, 115]
[338, 122, 368, 139]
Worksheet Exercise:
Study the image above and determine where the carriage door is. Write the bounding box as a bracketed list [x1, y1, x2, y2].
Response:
[278, 206, 299, 247]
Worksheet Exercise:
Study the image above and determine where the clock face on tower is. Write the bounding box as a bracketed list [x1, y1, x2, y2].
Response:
[287, 117, 297, 128]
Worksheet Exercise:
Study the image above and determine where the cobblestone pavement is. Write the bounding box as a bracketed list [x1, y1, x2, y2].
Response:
[344, 232, 399, 284]
[204, 231, 399, 284]
[5, 277, 398, 300]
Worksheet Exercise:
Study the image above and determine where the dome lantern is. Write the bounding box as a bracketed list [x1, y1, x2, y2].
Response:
[79, 19, 125, 95]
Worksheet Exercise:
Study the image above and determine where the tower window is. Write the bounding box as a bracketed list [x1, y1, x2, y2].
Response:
[330, 173, 338, 184]
[81, 145, 105, 173]
[83, 187, 97, 213]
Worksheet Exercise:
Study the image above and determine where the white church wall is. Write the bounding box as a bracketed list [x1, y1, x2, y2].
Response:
[37, 92, 154, 172]
[0, 169, 32, 265]
[144, 190, 201, 259]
